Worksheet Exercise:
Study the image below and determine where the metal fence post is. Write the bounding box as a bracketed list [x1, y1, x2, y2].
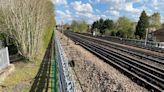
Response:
[6, 47, 10, 66]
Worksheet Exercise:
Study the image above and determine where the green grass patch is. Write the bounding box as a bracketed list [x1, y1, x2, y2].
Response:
[43, 26, 54, 49]
[0, 28, 55, 92]
[0, 60, 42, 92]
[51, 44, 58, 92]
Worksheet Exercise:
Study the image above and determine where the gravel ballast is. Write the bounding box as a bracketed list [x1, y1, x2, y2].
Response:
[57, 31, 148, 92]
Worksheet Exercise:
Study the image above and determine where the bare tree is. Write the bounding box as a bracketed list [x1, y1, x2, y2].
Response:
[0, 0, 55, 61]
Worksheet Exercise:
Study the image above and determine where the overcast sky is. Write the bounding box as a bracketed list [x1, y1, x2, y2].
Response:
[53, 0, 164, 24]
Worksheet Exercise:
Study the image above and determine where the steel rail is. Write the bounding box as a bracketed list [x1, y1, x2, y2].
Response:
[74, 32, 164, 64]
[70, 34, 164, 81]
[72, 34, 164, 74]
[79, 33, 164, 53]
[65, 32, 164, 92]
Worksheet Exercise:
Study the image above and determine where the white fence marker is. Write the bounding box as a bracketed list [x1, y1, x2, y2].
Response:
[0, 47, 10, 70]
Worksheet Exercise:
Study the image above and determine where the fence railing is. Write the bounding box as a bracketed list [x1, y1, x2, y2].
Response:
[0, 47, 10, 70]
[55, 31, 74, 92]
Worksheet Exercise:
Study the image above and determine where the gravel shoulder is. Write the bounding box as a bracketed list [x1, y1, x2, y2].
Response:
[57, 31, 148, 92]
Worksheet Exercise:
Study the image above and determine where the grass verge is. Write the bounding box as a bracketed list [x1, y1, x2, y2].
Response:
[0, 30, 54, 92]
[0, 60, 42, 92]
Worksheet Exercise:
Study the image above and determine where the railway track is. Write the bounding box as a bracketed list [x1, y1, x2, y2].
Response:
[65, 31, 164, 92]
[79, 33, 164, 53]
[76, 33, 164, 64]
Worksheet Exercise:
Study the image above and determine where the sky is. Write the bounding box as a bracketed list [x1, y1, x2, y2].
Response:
[52, 0, 164, 24]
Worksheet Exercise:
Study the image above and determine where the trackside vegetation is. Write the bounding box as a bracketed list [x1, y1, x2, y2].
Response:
[0, 0, 55, 61]
[0, 0, 55, 91]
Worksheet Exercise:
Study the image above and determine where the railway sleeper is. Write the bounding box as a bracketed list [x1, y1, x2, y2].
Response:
[81, 41, 164, 86]
[65, 32, 164, 92]
[77, 40, 164, 92]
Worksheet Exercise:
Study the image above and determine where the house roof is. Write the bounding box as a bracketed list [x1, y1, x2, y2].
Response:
[154, 28, 164, 35]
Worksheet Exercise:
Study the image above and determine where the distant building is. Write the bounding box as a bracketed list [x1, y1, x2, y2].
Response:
[153, 28, 164, 42]
[147, 27, 156, 41]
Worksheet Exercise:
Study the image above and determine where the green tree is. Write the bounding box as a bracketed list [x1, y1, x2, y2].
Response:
[79, 21, 88, 33]
[149, 12, 161, 29]
[98, 18, 105, 34]
[111, 31, 116, 36]
[71, 20, 78, 32]
[71, 20, 88, 33]
[135, 10, 149, 39]
[91, 18, 114, 35]
[91, 20, 99, 30]
[103, 19, 114, 30]
[116, 16, 134, 38]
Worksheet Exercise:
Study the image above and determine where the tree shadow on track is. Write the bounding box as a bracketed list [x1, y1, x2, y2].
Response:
[29, 36, 54, 92]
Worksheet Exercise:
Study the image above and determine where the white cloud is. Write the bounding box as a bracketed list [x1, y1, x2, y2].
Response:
[97, 0, 141, 14]
[55, 0, 164, 24]
[76, 12, 91, 19]
[101, 15, 107, 19]
[152, 0, 159, 6]
[56, 10, 72, 20]
[65, 10, 71, 15]
[97, 0, 123, 4]
[96, 9, 100, 13]
[124, 2, 141, 13]
[51, 0, 67, 5]
[76, 12, 100, 24]
[125, 0, 141, 3]
[56, 10, 75, 24]
[89, 0, 93, 3]
[106, 10, 120, 16]
[161, 16, 164, 23]
[71, 1, 93, 13]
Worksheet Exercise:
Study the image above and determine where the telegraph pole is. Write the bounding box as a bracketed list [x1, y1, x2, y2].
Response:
[145, 28, 149, 46]
[61, 19, 64, 33]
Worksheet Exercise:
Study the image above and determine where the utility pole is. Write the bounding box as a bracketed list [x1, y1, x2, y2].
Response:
[61, 20, 64, 33]
[60, 17, 64, 39]
[145, 28, 149, 46]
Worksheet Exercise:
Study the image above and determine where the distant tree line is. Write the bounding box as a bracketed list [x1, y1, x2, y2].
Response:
[0, 0, 55, 61]
[70, 20, 88, 33]
[91, 17, 134, 38]
[91, 18, 114, 35]
[91, 10, 162, 39]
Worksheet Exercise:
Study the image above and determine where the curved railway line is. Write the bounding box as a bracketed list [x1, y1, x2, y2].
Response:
[76, 33, 164, 65]
[80, 33, 164, 53]
[64, 31, 164, 92]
